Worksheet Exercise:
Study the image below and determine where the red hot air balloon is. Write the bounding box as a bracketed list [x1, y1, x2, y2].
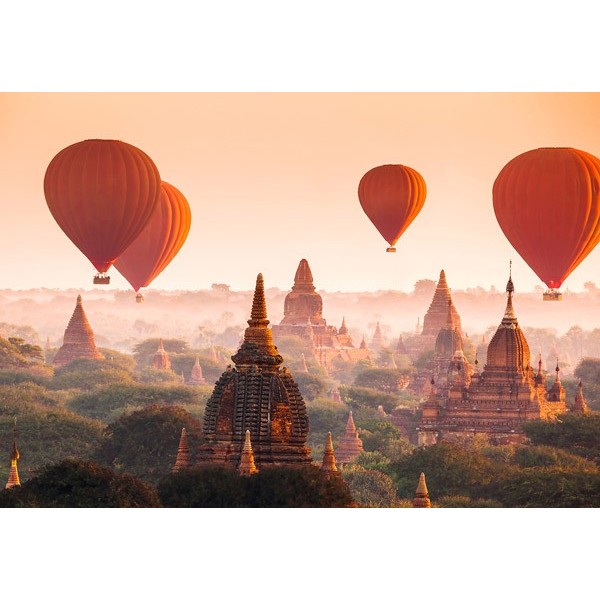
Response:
[114, 181, 192, 302]
[358, 164, 427, 252]
[493, 147, 600, 301]
[44, 139, 162, 284]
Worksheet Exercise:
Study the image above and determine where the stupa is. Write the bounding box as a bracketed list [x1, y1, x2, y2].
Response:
[412, 472, 431, 508]
[371, 322, 386, 350]
[335, 411, 364, 464]
[152, 339, 172, 370]
[53, 295, 104, 367]
[172, 428, 190, 473]
[5, 419, 20, 489]
[572, 381, 589, 414]
[418, 271, 570, 445]
[238, 430, 259, 475]
[189, 356, 206, 384]
[199, 273, 312, 467]
[321, 432, 338, 473]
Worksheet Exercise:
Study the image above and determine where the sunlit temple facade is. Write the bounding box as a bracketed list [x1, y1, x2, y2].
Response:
[418, 274, 570, 445]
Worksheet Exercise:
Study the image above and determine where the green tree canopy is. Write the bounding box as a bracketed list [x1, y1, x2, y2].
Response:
[354, 368, 410, 394]
[341, 464, 400, 507]
[50, 358, 135, 390]
[0, 335, 44, 369]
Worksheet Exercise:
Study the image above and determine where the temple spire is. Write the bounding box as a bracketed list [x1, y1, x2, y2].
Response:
[153, 338, 172, 370]
[412, 472, 431, 508]
[321, 432, 338, 473]
[573, 380, 590, 413]
[300, 352, 309, 373]
[502, 264, 517, 323]
[172, 427, 190, 473]
[555, 360, 561, 383]
[6, 418, 20, 489]
[238, 430, 259, 475]
[292, 258, 315, 291]
[339, 317, 348, 335]
[360, 335, 367, 350]
[190, 355, 206, 384]
[335, 411, 364, 464]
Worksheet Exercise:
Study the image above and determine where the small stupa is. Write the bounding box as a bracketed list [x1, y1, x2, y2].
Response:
[335, 411, 364, 464]
[572, 381, 590, 414]
[300, 353, 309, 373]
[172, 427, 190, 473]
[371, 322, 385, 350]
[331, 385, 342, 404]
[321, 432, 338, 473]
[152, 339, 172, 370]
[53, 295, 104, 367]
[189, 356, 206, 385]
[238, 430, 259, 476]
[5, 419, 21, 489]
[412, 472, 431, 508]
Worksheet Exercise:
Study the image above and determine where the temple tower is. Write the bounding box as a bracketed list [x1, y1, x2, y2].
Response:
[300, 353, 309, 373]
[152, 339, 172, 370]
[412, 472, 431, 508]
[172, 427, 190, 473]
[331, 385, 342, 404]
[5, 419, 20, 489]
[321, 432, 338, 473]
[421, 270, 463, 337]
[572, 381, 589, 414]
[189, 356, 206, 385]
[279, 259, 325, 326]
[238, 430, 259, 476]
[53, 295, 104, 367]
[335, 411, 364, 464]
[371, 322, 385, 350]
[199, 274, 312, 467]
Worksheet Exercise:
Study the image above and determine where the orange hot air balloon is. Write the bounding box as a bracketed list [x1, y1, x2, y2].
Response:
[358, 164, 427, 252]
[44, 139, 161, 284]
[493, 147, 600, 301]
[113, 181, 192, 302]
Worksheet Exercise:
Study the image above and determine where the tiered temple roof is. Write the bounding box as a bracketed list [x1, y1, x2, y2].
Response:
[152, 339, 172, 370]
[199, 274, 312, 467]
[53, 295, 104, 367]
[335, 411, 364, 464]
[422, 270, 463, 337]
[172, 427, 190, 473]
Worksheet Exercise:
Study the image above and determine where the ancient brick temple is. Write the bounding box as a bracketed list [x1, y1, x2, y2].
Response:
[189, 356, 206, 384]
[404, 270, 465, 360]
[271, 259, 370, 369]
[152, 339, 172, 370]
[418, 274, 570, 445]
[53, 295, 104, 367]
[335, 411, 364, 464]
[172, 428, 190, 473]
[198, 273, 312, 467]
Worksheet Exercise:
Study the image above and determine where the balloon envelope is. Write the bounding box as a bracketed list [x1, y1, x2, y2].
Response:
[358, 164, 427, 250]
[114, 181, 192, 292]
[44, 139, 161, 273]
[493, 147, 600, 290]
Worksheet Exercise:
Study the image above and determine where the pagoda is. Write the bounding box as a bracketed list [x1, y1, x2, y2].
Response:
[152, 339, 172, 370]
[238, 430, 259, 476]
[335, 411, 364, 464]
[271, 259, 370, 370]
[172, 428, 190, 473]
[371, 322, 386, 350]
[572, 381, 589, 414]
[189, 356, 206, 385]
[5, 419, 20, 489]
[321, 432, 338, 473]
[53, 295, 104, 367]
[199, 273, 312, 467]
[412, 472, 431, 508]
[418, 271, 570, 445]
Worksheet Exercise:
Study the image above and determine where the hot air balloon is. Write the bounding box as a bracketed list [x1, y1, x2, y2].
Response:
[493, 147, 600, 301]
[114, 181, 191, 302]
[44, 139, 162, 284]
[358, 164, 427, 252]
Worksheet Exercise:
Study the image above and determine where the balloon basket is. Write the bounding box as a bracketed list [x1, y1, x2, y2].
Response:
[386, 247, 397, 253]
[136, 293, 144, 304]
[543, 290, 562, 301]
[93, 274, 110, 285]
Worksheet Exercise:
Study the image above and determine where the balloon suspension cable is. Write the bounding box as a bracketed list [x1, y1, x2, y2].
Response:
[93, 273, 110, 285]
[386, 247, 397, 253]
[136, 292, 144, 304]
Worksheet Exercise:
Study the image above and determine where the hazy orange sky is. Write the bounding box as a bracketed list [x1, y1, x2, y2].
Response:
[3, 92, 600, 293]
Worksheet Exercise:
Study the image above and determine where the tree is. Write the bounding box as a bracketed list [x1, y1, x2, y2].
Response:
[341, 464, 400, 507]
[413, 279, 436, 296]
[135, 366, 183, 385]
[158, 464, 354, 508]
[0, 335, 44, 369]
[132, 338, 190, 366]
[95, 405, 204, 483]
[294, 372, 329, 401]
[342, 385, 399, 413]
[354, 368, 410, 394]
[0, 459, 161, 507]
[51, 358, 134, 390]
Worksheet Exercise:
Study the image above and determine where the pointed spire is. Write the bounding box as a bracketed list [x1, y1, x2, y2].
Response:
[445, 299, 455, 328]
[6, 418, 20, 489]
[415, 316, 421, 334]
[555, 360, 561, 383]
[573, 380, 590, 414]
[346, 411, 357, 435]
[238, 430, 259, 475]
[501, 263, 517, 324]
[413, 472, 431, 508]
[291, 258, 316, 292]
[210, 344, 219, 362]
[45, 336, 51, 351]
[172, 427, 190, 473]
[339, 317, 348, 335]
[321, 432, 338, 473]
[360, 335, 367, 350]
[331, 384, 341, 403]
[190, 355, 206, 384]
[153, 338, 172, 370]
